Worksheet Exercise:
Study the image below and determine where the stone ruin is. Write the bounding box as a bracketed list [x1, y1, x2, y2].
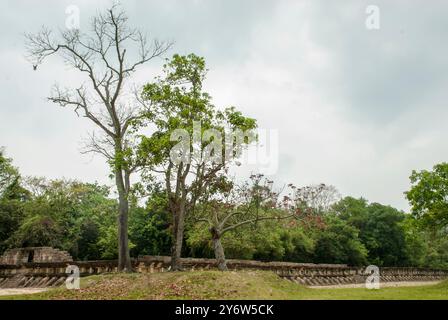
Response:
[1, 252, 448, 289]
[0, 247, 74, 288]
[0, 247, 73, 265]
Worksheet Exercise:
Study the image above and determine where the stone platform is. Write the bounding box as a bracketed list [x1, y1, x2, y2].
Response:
[1, 253, 448, 288]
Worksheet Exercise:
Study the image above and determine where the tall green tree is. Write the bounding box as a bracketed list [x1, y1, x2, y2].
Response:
[0, 148, 21, 199]
[0, 149, 28, 253]
[406, 163, 448, 229]
[334, 197, 409, 266]
[402, 216, 429, 267]
[137, 54, 257, 270]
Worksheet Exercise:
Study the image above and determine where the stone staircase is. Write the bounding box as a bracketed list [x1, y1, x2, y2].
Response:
[0, 274, 67, 288]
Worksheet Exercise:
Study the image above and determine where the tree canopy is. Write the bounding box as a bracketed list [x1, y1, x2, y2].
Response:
[406, 163, 448, 229]
[1, 148, 447, 268]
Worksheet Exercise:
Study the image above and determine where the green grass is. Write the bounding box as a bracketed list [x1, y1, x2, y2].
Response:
[1, 270, 448, 300]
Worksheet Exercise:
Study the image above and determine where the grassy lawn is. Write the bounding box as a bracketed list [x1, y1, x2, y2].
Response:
[1, 270, 448, 300]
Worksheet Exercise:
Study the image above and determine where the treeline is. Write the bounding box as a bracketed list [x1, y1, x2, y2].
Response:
[187, 196, 448, 268]
[1, 149, 447, 268]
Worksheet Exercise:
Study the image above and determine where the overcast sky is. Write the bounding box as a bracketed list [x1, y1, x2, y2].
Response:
[1, 0, 448, 211]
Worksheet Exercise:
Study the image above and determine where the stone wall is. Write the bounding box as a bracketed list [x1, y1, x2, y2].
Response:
[0, 247, 73, 265]
[136, 256, 448, 286]
[0, 260, 117, 288]
[1, 255, 448, 288]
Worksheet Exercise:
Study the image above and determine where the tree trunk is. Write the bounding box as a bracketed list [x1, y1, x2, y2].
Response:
[116, 168, 132, 272]
[211, 228, 227, 271]
[171, 206, 185, 271]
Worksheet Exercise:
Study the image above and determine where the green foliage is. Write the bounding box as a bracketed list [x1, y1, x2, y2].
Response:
[9, 215, 63, 248]
[0, 157, 172, 260]
[137, 54, 258, 268]
[4, 178, 119, 260]
[402, 215, 448, 268]
[0, 148, 20, 199]
[402, 216, 428, 267]
[77, 219, 101, 261]
[0, 198, 25, 253]
[184, 194, 447, 267]
[406, 163, 448, 229]
[422, 234, 448, 269]
[313, 215, 368, 266]
[0, 150, 28, 252]
[251, 227, 286, 261]
[280, 226, 315, 262]
[1, 148, 448, 270]
[186, 223, 215, 258]
[334, 197, 409, 266]
[186, 220, 315, 263]
[97, 225, 119, 260]
[129, 192, 172, 257]
[137, 53, 257, 169]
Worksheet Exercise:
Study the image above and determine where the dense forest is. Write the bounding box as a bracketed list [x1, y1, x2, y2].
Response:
[1, 148, 447, 268]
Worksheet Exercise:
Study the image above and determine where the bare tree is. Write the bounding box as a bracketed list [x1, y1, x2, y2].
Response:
[293, 184, 341, 214]
[193, 174, 307, 271]
[25, 4, 172, 271]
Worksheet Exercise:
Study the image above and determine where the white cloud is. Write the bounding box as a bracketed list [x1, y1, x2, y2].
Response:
[1, 0, 448, 211]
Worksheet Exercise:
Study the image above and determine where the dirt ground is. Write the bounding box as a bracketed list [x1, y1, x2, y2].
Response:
[0, 280, 443, 297]
[0, 288, 48, 296]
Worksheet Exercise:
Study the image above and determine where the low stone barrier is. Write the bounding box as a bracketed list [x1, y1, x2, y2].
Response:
[1, 256, 448, 288]
[137, 256, 448, 286]
[0, 260, 120, 288]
